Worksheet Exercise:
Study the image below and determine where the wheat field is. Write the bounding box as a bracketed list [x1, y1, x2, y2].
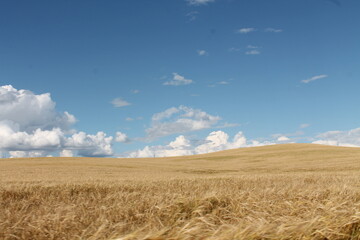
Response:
[2, 143, 360, 239]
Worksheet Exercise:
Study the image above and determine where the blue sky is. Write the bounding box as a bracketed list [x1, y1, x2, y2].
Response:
[1, 0, 360, 158]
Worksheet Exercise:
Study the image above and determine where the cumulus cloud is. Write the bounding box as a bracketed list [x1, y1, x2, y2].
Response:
[312, 128, 360, 147]
[0, 122, 115, 157]
[277, 136, 290, 142]
[111, 98, 131, 107]
[168, 135, 192, 149]
[0, 123, 63, 151]
[60, 149, 73, 157]
[187, 0, 214, 6]
[9, 150, 48, 158]
[301, 75, 327, 84]
[115, 132, 131, 143]
[236, 28, 256, 34]
[0, 85, 76, 132]
[128, 135, 195, 158]
[127, 131, 274, 158]
[163, 73, 194, 86]
[271, 130, 304, 142]
[64, 131, 114, 157]
[0, 85, 117, 157]
[145, 106, 221, 139]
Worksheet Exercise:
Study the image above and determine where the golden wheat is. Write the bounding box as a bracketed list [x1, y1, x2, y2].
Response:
[1, 144, 360, 239]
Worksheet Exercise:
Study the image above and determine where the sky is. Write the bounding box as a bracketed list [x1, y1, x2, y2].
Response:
[1, 0, 360, 158]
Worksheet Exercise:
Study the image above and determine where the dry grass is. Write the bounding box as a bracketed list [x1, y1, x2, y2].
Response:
[2, 143, 360, 239]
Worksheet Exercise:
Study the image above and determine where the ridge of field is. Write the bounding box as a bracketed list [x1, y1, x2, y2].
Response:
[1, 143, 360, 183]
[2, 143, 360, 240]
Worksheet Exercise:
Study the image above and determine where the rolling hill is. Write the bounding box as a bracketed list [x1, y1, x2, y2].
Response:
[1, 143, 360, 183]
[2, 143, 360, 240]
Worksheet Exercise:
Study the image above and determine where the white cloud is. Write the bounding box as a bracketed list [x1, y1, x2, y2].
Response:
[131, 89, 140, 94]
[195, 131, 230, 154]
[145, 106, 221, 139]
[301, 75, 327, 84]
[0, 85, 116, 157]
[245, 50, 261, 55]
[0, 121, 115, 157]
[127, 131, 274, 158]
[115, 131, 130, 143]
[236, 28, 256, 34]
[187, 0, 214, 6]
[60, 149, 73, 157]
[247, 45, 259, 49]
[312, 128, 360, 147]
[129, 135, 195, 158]
[65, 131, 114, 157]
[152, 107, 180, 121]
[0, 122, 64, 151]
[272, 130, 304, 142]
[168, 135, 192, 149]
[277, 136, 290, 142]
[163, 73, 194, 86]
[0, 85, 76, 132]
[197, 50, 208, 56]
[9, 150, 47, 158]
[111, 98, 131, 107]
[265, 28, 283, 33]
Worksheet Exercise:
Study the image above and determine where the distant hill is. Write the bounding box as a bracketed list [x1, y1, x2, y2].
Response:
[1, 143, 360, 182]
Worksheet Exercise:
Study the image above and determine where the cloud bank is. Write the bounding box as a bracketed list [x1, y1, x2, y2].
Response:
[127, 131, 275, 158]
[0, 85, 115, 158]
[312, 128, 360, 147]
